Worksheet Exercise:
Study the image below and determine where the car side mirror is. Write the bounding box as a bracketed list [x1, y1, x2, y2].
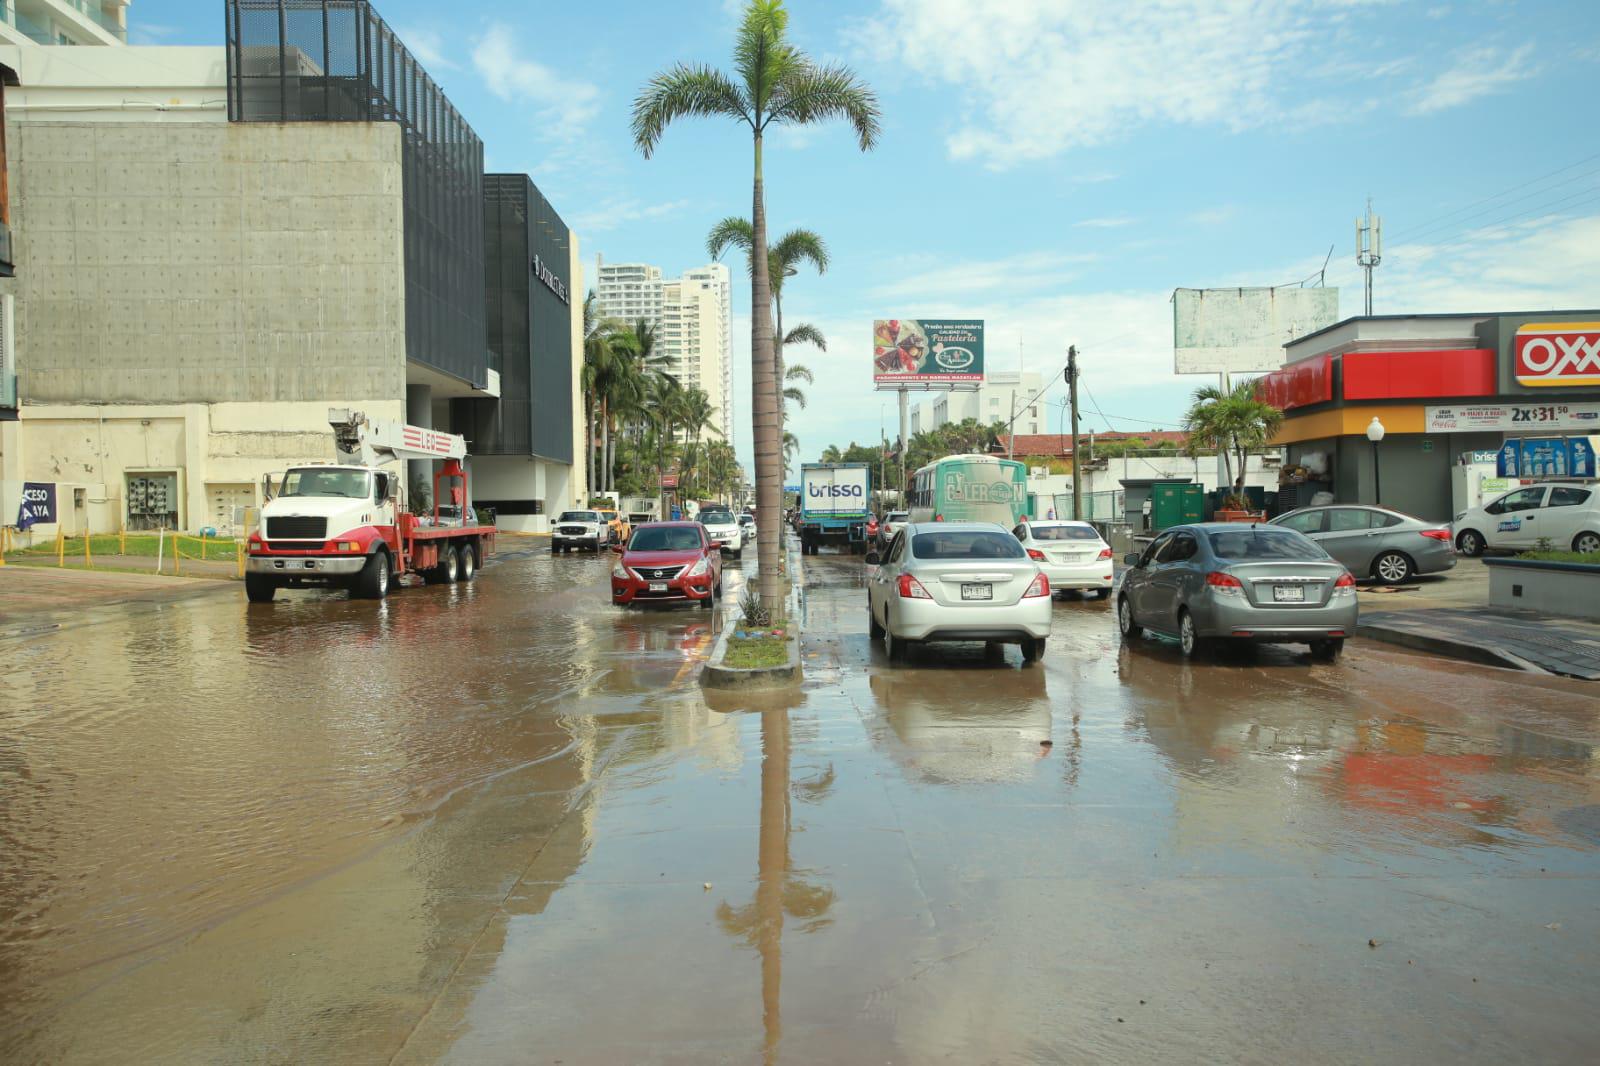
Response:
[865, 551, 881, 565]
[1124, 553, 1141, 567]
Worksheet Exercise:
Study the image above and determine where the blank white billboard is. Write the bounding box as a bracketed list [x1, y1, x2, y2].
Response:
[1173, 287, 1340, 375]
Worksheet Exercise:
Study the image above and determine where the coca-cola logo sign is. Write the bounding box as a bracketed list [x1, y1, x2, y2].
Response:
[1515, 322, 1600, 387]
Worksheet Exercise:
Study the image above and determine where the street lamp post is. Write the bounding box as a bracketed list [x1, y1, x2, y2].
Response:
[1366, 417, 1386, 506]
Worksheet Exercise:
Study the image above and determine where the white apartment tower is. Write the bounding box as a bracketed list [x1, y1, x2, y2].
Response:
[918, 370, 1045, 437]
[595, 257, 733, 442]
[1, 0, 130, 46]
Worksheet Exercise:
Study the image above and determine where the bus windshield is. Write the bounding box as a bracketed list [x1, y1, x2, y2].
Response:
[907, 456, 1028, 526]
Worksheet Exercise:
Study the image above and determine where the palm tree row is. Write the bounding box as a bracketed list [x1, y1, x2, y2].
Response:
[582, 291, 725, 505]
[633, 0, 880, 612]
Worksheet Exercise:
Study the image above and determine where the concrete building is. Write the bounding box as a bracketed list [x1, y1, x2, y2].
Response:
[594, 257, 733, 441]
[0, 2, 586, 537]
[917, 370, 1045, 437]
[1, 0, 128, 47]
[1257, 311, 1600, 522]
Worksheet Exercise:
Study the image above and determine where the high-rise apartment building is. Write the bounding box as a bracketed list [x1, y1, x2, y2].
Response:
[594, 257, 732, 442]
[1, 0, 129, 46]
[917, 370, 1046, 437]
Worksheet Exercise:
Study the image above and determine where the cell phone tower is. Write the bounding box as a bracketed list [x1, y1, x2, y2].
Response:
[1356, 198, 1382, 316]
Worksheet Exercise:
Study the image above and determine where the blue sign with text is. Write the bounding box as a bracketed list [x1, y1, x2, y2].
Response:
[1496, 437, 1596, 478]
[17, 482, 56, 530]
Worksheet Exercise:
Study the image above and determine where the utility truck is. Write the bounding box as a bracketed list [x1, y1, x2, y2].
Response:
[245, 409, 496, 603]
[797, 462, 873, 555]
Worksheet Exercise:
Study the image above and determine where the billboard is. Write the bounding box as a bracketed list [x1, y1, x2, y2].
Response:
[1426, 401, 1600, 433]
[1173, 287, 1339, 375]
[874, 319, 984, 386]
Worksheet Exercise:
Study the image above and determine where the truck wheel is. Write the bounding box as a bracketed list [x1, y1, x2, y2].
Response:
[355, 550, 391, 600]
[459, 543, 477, 582]
[245, 574, 276, 603]
[440, 545, 460, 584]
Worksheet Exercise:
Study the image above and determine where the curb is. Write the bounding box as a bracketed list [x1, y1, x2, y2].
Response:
[1355, 620, 1548, 675]
[701, 540, 804, 691]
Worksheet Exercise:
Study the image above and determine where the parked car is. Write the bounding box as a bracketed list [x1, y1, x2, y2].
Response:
[1452, 482, 1600, 557]
[1117, 523, 1358, 660]
[1269, 505, 1455, 584]
[595, 507, 631, 548]
[611, 522, 722, 608]
[739, 513, 757, 540]
[865, 522, 1052, 663]
[1012, 520, 1114, 598]
[699, 507, 745, 558]
[552, 510, 610, 554]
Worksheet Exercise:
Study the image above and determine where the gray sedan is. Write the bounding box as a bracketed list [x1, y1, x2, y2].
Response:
[1117, 523, 1358, 660]
[1269, 505, 1456, 584]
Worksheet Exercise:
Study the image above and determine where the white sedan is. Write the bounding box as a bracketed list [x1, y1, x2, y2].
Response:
[1012, 520, 1114, 599]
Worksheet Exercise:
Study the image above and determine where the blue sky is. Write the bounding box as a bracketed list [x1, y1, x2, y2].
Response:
[140, 0, 1600, 470]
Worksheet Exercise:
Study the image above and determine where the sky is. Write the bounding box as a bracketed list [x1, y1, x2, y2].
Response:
[139, 0, 1600, 472]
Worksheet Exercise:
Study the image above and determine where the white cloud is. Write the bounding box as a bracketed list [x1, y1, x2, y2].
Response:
[1404, 43, 1537, 115]
[398, 27, 457, 72]
[867, 251, 1099, 302]
[472, 22, 601, 140]
[572, 198, 693, 235]
[1073, 216, 1136, 229]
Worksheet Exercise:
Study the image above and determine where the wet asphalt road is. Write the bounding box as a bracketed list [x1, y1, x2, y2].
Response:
[3, 542, 1599, 1063]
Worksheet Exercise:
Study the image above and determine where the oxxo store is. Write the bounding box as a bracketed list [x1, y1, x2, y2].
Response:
[1258, 311, 1600, 523]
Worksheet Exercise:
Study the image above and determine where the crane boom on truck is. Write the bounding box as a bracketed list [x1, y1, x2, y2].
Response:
[244, 409, 496, 604]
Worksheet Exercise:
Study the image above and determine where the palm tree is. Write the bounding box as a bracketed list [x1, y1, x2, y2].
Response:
[581, 292, 624, 495]
[633, 0, 881, 612]
[600, 320, 674, 492]
[1180, 380, 1285, 498]
[781, 430, 800, 480]
[708, 218, 830, 435]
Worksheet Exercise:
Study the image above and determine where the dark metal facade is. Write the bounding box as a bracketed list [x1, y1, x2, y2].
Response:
[457, 174, 574, 467]
[225, 0, 488, 387]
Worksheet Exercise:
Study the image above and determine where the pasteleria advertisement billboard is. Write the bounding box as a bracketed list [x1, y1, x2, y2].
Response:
[874, 319, 984, 385]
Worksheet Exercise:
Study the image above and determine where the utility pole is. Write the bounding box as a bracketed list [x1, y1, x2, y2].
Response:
[1067, 345, 1081, 520]
[1356, 198, 1382, 316]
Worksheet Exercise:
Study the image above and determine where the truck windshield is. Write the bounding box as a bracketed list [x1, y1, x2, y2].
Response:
[279, 469, 370, 499]
[700, 510, 734, 524]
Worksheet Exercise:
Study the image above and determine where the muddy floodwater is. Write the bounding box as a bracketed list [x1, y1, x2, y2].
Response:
[3, 545, 1599, 1062]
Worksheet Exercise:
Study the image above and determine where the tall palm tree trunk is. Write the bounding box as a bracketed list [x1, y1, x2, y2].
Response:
[751, 133, 783, 612]
[772, 293, 785, 445]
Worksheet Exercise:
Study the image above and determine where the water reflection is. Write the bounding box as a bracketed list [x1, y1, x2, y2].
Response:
[867, 666, 1051, 785]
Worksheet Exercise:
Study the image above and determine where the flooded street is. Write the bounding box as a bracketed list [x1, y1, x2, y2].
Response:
[4, 545, 1600, 1062]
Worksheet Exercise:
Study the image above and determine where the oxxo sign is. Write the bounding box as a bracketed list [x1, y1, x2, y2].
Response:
[1514, 322, 1600, 387]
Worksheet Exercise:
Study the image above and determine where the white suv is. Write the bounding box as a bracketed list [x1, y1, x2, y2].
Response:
[1454, 483, 1600, 556]
[699, 508, 744, 559]
[552, 510, 610, 554]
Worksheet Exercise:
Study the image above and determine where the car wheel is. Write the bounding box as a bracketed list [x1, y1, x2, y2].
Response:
[1457, 529, 1484, 557]
[700, 590, 714, 610]
[244, 573, 276, 603]
[1021, 637, 1046, 663]
[1311, 638, 1345, 662]
[550, 543, 559, 554]
[1117, 595, 1142, 639]
[1373, 551, 1412, 585]
[868, 597, 885, 638]
[1178, 610, 1207, 658]
[1573, 531, 1600, 555]
[884, 616, 908, 663]
[1093, 588, 1111, 600]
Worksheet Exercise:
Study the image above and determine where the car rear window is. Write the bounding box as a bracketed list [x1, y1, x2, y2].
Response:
[887, 512, 908, 522]
[911, 531, 1027, 560]
[1207, 529, 1327, 561]
[629, 527, 701, 552]
[1030, 525, 1100, 541]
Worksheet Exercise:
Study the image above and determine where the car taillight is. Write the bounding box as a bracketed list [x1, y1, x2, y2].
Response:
[1026, 548, 1046, 561]
[1097, 547, 1113, 559]
[896, 574, 931, 599]
[1419, 528, 1452, 541]
[1334, 571, 1356, 588]
[1024, 573, 1050, 598]
[1205, 571, 1244, 595]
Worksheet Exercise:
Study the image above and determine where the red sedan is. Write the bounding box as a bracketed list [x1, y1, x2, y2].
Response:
[612, 522, 722, 608]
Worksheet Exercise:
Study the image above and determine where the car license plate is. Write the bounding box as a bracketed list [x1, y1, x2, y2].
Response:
[1273, 585, 1305, 602]
[649, 582, 668, 592]
[961, 583, 992, 601]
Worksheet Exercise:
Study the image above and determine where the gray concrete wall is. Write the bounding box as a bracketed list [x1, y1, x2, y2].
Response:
[5, 121, 406, 405]
[1490, 562, 1600, 620]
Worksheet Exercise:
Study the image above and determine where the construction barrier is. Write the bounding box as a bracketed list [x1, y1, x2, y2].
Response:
[0, 529, 246, 579]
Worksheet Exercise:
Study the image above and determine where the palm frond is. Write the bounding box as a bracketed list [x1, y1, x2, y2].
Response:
[783, 322, 826, 352]
[631, 64, 751, 157]
[771, 228, 829, 275]
[766, 61, 882, 150]
[784, 362, 813, 384]
[783, 386, 807, 410]
[735, 0, 801, 112]
[706, 216, 755, 265]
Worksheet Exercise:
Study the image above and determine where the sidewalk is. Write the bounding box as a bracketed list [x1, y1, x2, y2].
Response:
[1352, 559, 1600, 679]
[0, 565, 234, 639]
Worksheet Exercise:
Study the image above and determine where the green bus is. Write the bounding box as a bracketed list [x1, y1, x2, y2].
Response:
[907, 454, 1030, 526]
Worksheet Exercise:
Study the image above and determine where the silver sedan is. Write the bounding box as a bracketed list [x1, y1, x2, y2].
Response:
[1269, 505, 1456, 584]
[866, 522, 1053, 663]
[1117, 523, 1358, 660]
